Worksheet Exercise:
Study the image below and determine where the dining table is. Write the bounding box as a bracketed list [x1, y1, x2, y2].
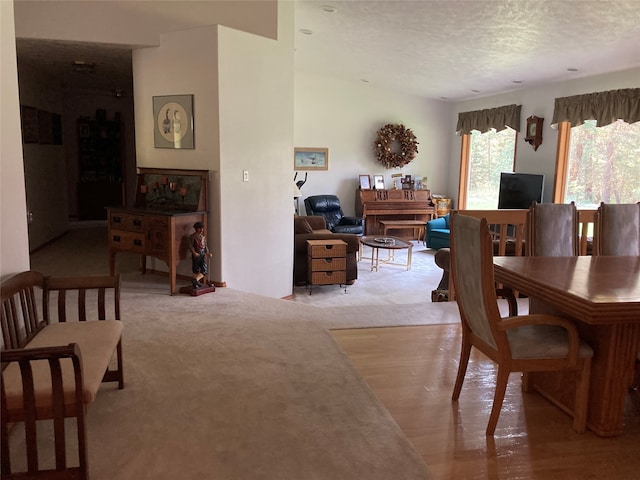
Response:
[493, 255, 640, 437]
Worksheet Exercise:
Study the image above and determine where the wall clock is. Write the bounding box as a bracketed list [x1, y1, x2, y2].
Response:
[524, 115, 543, 151]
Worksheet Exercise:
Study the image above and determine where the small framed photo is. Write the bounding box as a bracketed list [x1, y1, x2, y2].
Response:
[294, 147, 328, 170]
[359, 175, 371, 190]
[153, 94, 195, 149]
[373, 175, 385, 190]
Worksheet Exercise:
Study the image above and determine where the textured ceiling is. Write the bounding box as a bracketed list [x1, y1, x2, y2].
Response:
[15, 0, 640, 100]
[295, 0, 640, 100]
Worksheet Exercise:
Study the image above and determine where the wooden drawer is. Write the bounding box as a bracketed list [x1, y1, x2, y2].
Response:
[109, 229, 146, 253]
[309, 257, 346, 272]
[109, 212, 145, 233]
[307, 240, 347, 258]
[309, 270, 347, 285]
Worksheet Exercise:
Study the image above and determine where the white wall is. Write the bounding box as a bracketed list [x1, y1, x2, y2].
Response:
[1, 0, 30, 277]
[217, 6, 294, 297]
[294, 73, 454, 216]
[133, 4, 294, 298]
[449, 68, 640, 204]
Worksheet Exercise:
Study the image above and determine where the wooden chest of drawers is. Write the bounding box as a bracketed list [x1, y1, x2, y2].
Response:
[107, 208, 206, 294]
[307, 239, 347, 288]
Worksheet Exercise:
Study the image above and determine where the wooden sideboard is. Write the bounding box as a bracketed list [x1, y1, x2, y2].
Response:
[107, 168, 208, 294]
[355, 189, 436, 235]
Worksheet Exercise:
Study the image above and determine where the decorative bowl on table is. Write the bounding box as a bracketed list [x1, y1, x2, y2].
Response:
[374, 237, 395, 245]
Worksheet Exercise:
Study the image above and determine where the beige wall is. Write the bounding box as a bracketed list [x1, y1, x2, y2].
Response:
[294, 73, 454, 215]
[1, 0, 30, 277]
[13, 0, 277, 46]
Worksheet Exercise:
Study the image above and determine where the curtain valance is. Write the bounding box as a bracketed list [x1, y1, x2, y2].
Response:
[456, 104, 521, 135]
[551, 88, 640, 127]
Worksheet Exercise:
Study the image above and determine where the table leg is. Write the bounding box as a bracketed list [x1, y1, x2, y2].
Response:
[529, 300, 640, 436]
[373, 247, 379, 272]
[407, 244, 413, 271]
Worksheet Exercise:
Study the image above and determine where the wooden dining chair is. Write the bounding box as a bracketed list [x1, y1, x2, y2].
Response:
[525, 202, 579, 318]
[450, 212, 594, 435]
[526, 202, 579, 256]
[594, 202, 640, 392]
[593, 202, 640, 256]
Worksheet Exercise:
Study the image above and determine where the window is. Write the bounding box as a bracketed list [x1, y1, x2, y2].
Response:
[557, 120, 640, 207]
[463, 128, 516, 209]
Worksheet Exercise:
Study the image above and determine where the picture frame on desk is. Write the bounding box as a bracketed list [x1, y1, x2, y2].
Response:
[153, 94, 195, 149]
[373, 175, 384, 190]
[294, 147, 329, 171]
[359, 174, 372, 190]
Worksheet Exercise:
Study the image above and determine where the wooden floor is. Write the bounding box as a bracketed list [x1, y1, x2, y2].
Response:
[331, 324, 640, 480]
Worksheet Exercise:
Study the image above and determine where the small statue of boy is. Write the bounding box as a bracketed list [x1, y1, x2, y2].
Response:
[189, 221, 212, 289]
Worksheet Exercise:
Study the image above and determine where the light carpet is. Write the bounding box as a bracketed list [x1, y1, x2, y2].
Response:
[18, 225, 523, 479]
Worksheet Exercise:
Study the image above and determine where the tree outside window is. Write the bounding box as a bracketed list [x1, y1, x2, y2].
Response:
[466, 128, 516, 209]
[565, 119, 640, 207]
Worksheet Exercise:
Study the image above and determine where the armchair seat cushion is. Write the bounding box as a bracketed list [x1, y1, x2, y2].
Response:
[506, 323, 594, 359]
[333, 224, 363, 234]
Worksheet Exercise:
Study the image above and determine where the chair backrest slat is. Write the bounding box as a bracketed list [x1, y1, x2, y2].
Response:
[1, 272, 47, 350]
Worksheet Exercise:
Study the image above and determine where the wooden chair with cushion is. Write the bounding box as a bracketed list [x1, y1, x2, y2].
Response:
[593, 202, 640, 256]
[450, 212, 594, 435]
[593, 202, 640, 391]
[525, 202, 579, 318]
[526, 202, 579, 257]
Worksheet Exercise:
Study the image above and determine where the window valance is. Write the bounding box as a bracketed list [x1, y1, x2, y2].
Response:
[551, 88, 640, 127]
[456, 104, 521, 135]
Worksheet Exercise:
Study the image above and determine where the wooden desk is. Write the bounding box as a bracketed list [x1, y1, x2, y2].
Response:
[493, 255, 640, 436]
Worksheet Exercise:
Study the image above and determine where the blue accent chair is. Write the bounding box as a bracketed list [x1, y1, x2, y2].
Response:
[425, 214, 450, 249]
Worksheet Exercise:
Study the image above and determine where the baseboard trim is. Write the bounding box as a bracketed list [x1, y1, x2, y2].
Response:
[147, 269, 226, 288]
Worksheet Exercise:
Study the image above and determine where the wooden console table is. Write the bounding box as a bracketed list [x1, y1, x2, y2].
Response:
[107, 168, 208, 294]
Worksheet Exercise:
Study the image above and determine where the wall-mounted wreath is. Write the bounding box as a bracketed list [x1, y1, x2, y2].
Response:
[374, 123, 419, 169]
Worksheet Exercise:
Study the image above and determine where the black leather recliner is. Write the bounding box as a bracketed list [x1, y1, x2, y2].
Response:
[304, 195, 364, 235]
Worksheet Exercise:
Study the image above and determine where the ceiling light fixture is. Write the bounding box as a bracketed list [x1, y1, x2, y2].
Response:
[321, 5, 337, 13]
[361, 79, 370, 83]
[471, 89, 480, 93]
[299, 29, 313, 35]
[567, 67, 579, 72]
[512, 80, 523, 84]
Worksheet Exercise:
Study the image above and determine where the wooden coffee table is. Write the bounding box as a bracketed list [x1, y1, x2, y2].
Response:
[359, 236, 413, 272]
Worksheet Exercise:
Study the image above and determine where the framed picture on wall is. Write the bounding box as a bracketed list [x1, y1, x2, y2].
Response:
[152, 94, 195, 149]
[373, 175, 384, 190]
[294, 147, 329, 170]
[359, 174, 371, 189]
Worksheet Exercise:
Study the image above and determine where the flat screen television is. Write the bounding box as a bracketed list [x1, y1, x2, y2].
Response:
[497, 172, 544, 209]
